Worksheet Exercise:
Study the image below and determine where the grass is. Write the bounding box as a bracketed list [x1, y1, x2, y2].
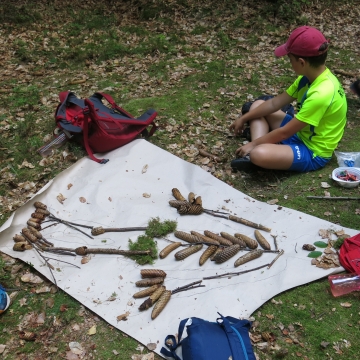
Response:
[0, 0, 360, 359]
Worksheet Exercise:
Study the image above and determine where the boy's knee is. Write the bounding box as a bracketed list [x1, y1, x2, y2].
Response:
[249, 146, 267, 165]
[250, 100, 265, 110]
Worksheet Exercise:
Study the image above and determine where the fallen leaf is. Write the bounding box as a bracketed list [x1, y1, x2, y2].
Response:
[56, 193, 66, 204]
[21, 273, 43, 284]
[324, 211, 332, 216]
[112, 350, 119, 355]
[36, 312, 46, 324]
[340, 302, 352, 308]
[19, 298, 27, 307]
[60, 304, 68, 312]
[324, 191, 331, 197]
[320, 341, 330, 349]
[69, 342, 84, 355]
[72, 324, 80, 331]
[36, 286, 51, 293]
[81, 256, 91, 264]
[321, 182, 331, 188]
[136, 345, 144, 353]
[0, 345, 6, 354]
[88, 325, 96, 335]
[142, 193, 151, 198]
[108, 197, 112, 202]
[79, 197, 86, 203]
[65, 351, 79, 360]
[142, 164, 148, 173]
[355, 209, 360, 215]
[67, 183, 73, 190]
[267, 199, 278, 205]
[117, 311, 130, 321]
[147, 343, 157, 351]
[265, 314, 274, 320]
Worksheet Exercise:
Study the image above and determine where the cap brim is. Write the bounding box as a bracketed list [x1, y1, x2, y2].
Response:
[274, 44, 288, 57]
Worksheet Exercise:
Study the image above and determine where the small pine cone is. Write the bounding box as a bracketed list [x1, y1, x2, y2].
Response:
[199, 245, 218, 266]
[135, 277, 165, 287]
[204, 230, 233, 246]
[19, 331, 37, 341]
[151, 290, 172, 319]
[175, 244, 203, 260]
[31, 212, 46, 220]
[188, 192, 195, 204]
[234, 249, 264, 267]
[214, 245, 241, 264]
[27, 227, 42, 239]
[159, 242, 182, 259]
[254, 230, 271, 250]
[27, 221, 40, 230]
[174, 231, 200, 244]
[13, 234, 26, 243]
[234, 233, 258, 249]
[22, 228, 37, 243]
[220, 232, 246, 247]
[302, 244, 316, 251]
[194, 196, 202, 206]
[172, 188, 186, 201]
[34, 201, 47, 210]
[177, 203, 203, 215]
[35, 208, 50, 216]
[140, 269, 167, 278]
[190, 231, 219, 245]
[211, 247, 223, 261]
[133, 284, 160, 299]
[169, 200, 189, 209]
[29, 217, 42, 223]
[13, 242, 28, 252]
[91, 227, 105, 235]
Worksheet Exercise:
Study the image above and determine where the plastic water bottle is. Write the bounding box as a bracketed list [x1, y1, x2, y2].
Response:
[328, 273, 360, 297]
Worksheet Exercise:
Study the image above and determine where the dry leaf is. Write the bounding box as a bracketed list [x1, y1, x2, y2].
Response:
[143, 193, 151, 198]
[79, 197, 86, 203]
[142, 164, 148, 173]
[69, 342, 84, 355]
[36, 312, 46, 324]
[136, 345, 144, 353]
[324, 211, 332, 216]
[340, 302, 352, 308]
[81, 256, 91, 264]
[321, 182, 331, 188]
[108, 197, 112, 202]
[56, 193, 66, 204]
[267, 199, 278, 205]
[0, 345, 6, 354]
[147, 343, 157, 351]
[88, 325, 96, 335]
[21, 273, 44, 284]
[36, 286, 51, 294]
[19, 298, 27, 307]
[324, 191, 331, 197]
[117, 311, 130, 321]
[355, 209, 360, 215]
[67, 183, 73, 190]
[65, 351, 80, 360]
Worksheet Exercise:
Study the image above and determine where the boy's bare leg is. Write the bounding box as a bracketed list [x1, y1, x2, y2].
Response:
[248, 100, 288, 140]
[250, 144, 294, 170]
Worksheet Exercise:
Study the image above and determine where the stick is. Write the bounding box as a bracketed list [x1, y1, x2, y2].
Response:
[267, 249, 284, 269]
[307, 196, 360, 200]
[333, 69, 358, 77]
[228, 215, 271, 232]
[48, 215, 94, 229]
[171, 280, 203, 294]
[49, 216, 93, 239]
[172, 285, 205, 294]
[198, 149, 222, 162]
[91, 226, 147, 236]
[43, 257, 81, 268]
[270, 234, 279, 251]
[31, 244, 57, 287]
[203, 264, 270, 280]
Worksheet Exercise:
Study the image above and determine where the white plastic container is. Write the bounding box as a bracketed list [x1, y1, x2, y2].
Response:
[331, 167, 360, 188]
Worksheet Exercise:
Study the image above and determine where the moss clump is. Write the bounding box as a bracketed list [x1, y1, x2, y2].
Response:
[145, 217, 177, 238]
[333, 236, 346, 250]
[128, 235, 158, 265]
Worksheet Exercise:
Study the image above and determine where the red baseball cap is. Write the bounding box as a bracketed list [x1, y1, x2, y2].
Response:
[274, 26, 328, 57]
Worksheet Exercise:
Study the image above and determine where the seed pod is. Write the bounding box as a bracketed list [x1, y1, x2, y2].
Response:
[254, 230, 271, 250]
[178, 204, 203, 215]
[91, 227, 105, 236]
[172, 188, 186, 201]
[139, 286, 166, 311]
[35, 208, 50, 216]
[13, 234, 26, 243]
[220, 232, 246, 247]
[29, 217, 42, 223]
[199, 245, 218, 266]
[27, 221, 40, 230]
[133, 284, 161, 299]
[34, 201, 47, 210]
[174, 231, 200, 244]
[190, 231, 220, 245]
[159, 242, 182, 259]
[19, 330, 37, 341]
[151, 290, 172, 319]
[175, 244, 203, 260]
[31, 212, 46, 220]
[27, 226, 42, 239]
[13, 242, 28, 251]
[135, 277, 165, 287]
[194, 196, 202, 206]
[234, 233, 258, 249]
[234, 249, 264, 267]
[211, 247, 223, 261]
[214, 245, 241, 264]
[204, 230, 233, 246]
[169, 200, 188, 209]
[302, 244, 316, 251]
[188, 192, 195, 204]
[141, 269, 167, 278]
[22, 228, 37, 243]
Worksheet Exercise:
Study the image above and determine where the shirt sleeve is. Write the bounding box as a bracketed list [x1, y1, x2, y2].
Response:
[286, 76, 302, 98]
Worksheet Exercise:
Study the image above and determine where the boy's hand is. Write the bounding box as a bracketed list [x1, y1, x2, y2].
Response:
[235, 142, 255, 157]
[229, 117, 245, 135]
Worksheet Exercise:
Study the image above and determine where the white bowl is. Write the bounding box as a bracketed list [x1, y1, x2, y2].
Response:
[332, 167, 360, 188]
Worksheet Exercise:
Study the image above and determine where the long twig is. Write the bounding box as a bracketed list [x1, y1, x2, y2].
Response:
[307, 196, 360, 200]
[48, 215, 93, 239]
[172, 280, 203, 294]
[203, 264, 270, 280]
[31, 244, 57, 287]
[49, 215, 94, 229]
[267, 249, 284, 269]
[43, 257, 81, 268]
[91, 226, 147, 236]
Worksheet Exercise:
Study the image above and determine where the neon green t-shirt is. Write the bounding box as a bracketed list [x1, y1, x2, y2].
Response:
[286, 68, 347, 158]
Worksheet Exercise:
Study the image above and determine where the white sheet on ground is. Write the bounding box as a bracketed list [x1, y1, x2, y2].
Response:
[0, 140, 356, 358]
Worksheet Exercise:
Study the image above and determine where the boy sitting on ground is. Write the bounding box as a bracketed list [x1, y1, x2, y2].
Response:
[229, 26, 347, 172]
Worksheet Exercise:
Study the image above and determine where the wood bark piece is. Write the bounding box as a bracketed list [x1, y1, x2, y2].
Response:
[229, 215, 271, 232]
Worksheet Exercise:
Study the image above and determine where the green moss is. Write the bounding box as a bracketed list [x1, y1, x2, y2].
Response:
[128, 235, 158, 265]
[145, 217, 177, 238]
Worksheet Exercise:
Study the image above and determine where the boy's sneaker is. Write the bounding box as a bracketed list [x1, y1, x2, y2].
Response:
[0, 284, 10, 314]
[231, 156, 259, 172]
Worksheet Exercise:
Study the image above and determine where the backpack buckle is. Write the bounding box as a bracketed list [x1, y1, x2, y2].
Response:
[83, 106, 90, 115]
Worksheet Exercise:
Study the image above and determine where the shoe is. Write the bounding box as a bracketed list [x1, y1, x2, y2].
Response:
[0, 284, 10, 315]
[231, 156, 259, 172]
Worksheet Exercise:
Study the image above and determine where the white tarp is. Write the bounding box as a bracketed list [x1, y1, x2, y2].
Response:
[0, 140, 356, 358]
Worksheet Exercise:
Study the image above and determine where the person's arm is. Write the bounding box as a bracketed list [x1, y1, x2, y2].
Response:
[230, 92, 296, 135]
[235, 117, 307, 157]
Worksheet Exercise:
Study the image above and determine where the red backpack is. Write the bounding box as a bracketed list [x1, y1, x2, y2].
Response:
[54, 91, 157, 164]
[339, 233, 360, 274]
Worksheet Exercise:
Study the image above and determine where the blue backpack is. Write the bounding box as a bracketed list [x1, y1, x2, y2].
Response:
[161, 313, 256, 360]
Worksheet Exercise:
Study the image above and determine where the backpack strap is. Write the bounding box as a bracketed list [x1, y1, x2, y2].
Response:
[160, 318, 189, 360]
[82, 107, 109, 164]
[94, 92, 134, 118]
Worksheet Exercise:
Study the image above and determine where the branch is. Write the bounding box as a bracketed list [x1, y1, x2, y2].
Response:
[203, 264, 270, 280]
